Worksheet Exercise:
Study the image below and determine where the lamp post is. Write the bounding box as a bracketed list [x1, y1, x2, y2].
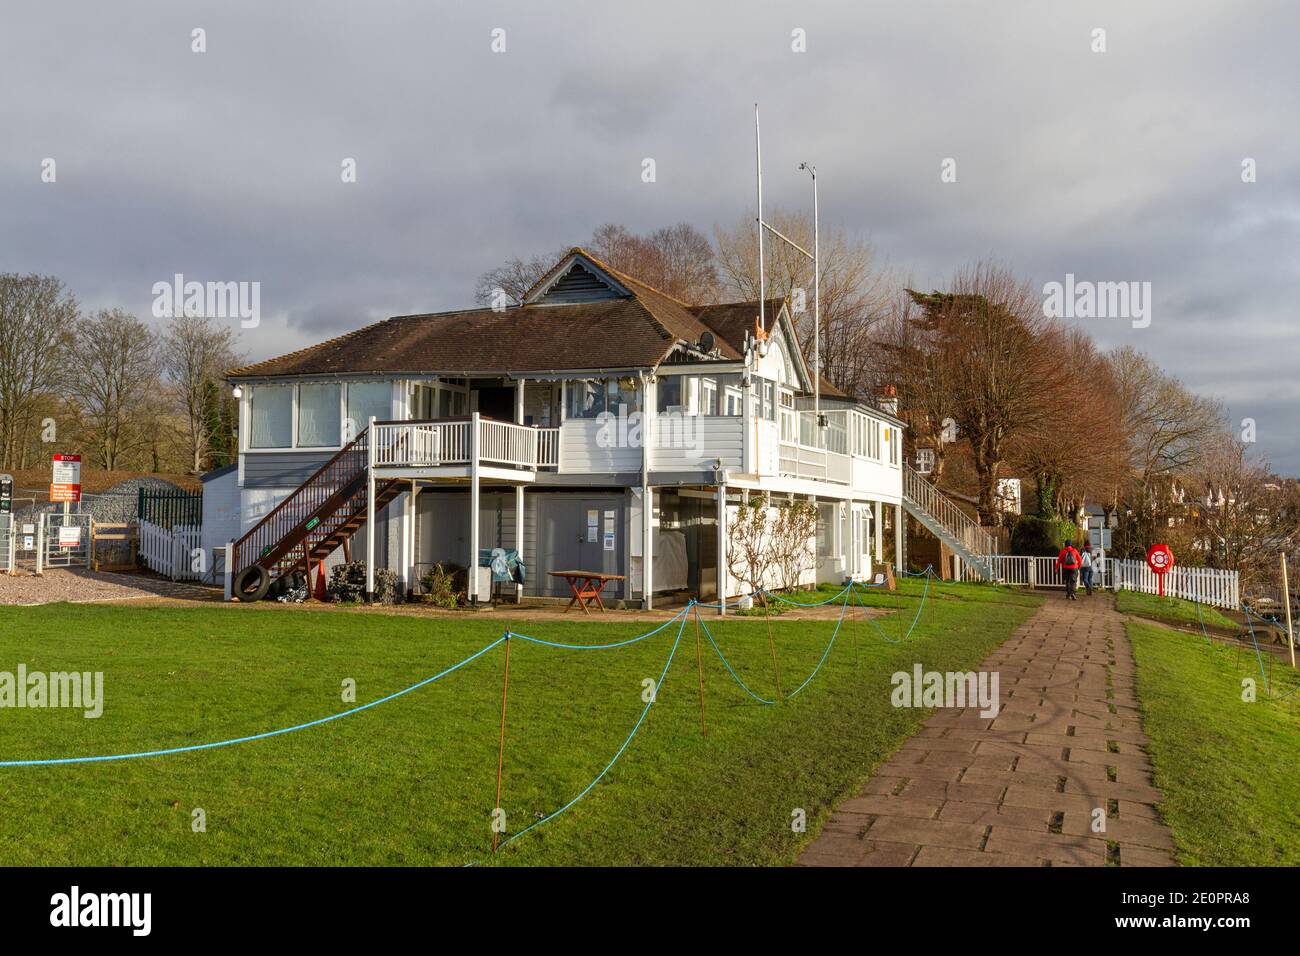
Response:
[799, 162, 821, 429]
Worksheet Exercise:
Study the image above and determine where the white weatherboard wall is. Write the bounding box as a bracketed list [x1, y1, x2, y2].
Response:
[652, 417, 743, 471]
[558, 419, 642, 474]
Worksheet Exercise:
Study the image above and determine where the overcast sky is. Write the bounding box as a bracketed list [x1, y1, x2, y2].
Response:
[2, 1, 1297, 470]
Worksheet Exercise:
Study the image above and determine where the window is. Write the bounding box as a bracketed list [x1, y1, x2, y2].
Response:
[567, 379, 604, 419]
[724, 388, 743, 416]
[656, 375, 684, 413]
[345, 382, 391, 440]
[249, 385, 293, 448]
[606, 377, 642, 414]
[761, 380, 775, 421]
[297, 383, 341, 447]
[700, 379, 718, 416]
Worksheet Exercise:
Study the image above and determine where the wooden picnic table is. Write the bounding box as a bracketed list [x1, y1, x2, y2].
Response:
[549, 570, 626, 614]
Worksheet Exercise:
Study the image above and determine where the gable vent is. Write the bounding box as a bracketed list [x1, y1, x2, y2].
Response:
[539, 264, 623, 304]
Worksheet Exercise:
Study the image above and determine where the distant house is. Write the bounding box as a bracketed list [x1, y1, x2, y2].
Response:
[214, 248, 981, 605]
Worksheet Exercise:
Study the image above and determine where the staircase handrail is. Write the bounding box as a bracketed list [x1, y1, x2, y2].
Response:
[903, 464, 995, 558]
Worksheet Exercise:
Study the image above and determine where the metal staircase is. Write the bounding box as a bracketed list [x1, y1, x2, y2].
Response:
[231, 427, 403, 599]
[902, 464, 995, 580]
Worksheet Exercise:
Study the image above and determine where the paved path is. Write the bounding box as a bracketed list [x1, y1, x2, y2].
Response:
[798, 594, 1177, 866]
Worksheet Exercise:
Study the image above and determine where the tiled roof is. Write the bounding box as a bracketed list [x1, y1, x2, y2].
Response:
[228, 249, 741, 379]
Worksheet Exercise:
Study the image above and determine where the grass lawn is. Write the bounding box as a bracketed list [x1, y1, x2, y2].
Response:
[1128, 619, 1300, 865]
[1115, 589, 1237, 631]
[0, 578, 1038, 866]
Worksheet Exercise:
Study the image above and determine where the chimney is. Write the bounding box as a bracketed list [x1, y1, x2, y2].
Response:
[879, 384, 899, 416]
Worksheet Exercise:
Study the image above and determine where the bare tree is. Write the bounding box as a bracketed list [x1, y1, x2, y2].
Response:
[161, 314, 239, 475]
[1191, 435, 1300, 587]
[1107, 345, 1224, 555]
[714, 207, 897, 398]
[772, 499, 819, 591]
[68, 309, 161, 470]
[589, 222, 721, 304]
[0, 274, 77, 467]
[727, 493, 775, 600]
[473, 250, 568, 306]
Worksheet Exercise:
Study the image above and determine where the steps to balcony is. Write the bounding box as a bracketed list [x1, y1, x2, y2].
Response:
[902, 464, 995, 580]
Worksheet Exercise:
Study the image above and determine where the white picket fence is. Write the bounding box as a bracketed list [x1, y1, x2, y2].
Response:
[1110, 558, 1239, 611]
[968, 554, 1239, 611]
[963, 555, 1109, 590]
[138, 519, 202, 581]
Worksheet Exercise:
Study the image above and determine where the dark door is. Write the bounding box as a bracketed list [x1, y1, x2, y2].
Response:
[537, 496, 624, 597]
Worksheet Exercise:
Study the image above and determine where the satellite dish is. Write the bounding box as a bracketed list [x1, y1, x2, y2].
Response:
[698, 331, 715, 354]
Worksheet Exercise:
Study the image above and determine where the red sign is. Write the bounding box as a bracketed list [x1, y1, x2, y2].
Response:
[50, 453, 82, 503]
[1146, 543, 1175, 595]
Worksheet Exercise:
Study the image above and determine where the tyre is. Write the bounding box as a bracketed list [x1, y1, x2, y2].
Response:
[234, 564, 271, 602]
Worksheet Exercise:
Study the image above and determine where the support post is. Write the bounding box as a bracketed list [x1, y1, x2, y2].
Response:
[365, 416, 376, 601]
[470, 412, 481, 604]
[693, 605, 707, 736]
[1283, 553, 1296, 670]
[716, 482, 728, 616]
[492, 633, 511, 853]
[894, 502, 905, 573]
[874, 499, 884, 564]
[223, 541, 234, 601]
[514, 484, 524, 603]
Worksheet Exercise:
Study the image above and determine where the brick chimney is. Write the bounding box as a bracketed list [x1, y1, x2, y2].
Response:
[879, 384, 899, 416]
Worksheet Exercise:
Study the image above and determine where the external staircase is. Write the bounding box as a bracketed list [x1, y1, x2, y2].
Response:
[902, 464, 995, 580]
[230, 427, 403, 600]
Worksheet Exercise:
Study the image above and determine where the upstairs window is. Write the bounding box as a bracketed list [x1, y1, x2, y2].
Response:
[345, 382, 392, 440]
[297, 383, 341, 448]
[249, 385, 293, 449]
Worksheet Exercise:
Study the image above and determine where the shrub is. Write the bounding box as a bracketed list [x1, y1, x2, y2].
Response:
[420, 563, 463, 609]
[1010, 515, 1080, 556]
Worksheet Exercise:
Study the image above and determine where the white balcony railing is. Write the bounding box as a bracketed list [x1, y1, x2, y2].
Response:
[371, 416, 559, 470]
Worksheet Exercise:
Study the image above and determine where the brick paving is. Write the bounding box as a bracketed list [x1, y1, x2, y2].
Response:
[797, 593, 1177, 867]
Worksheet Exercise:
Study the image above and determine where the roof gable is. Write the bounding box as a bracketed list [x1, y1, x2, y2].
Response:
[523, 250, 633, 305]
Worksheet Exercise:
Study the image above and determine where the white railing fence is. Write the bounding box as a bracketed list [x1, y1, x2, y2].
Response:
[1110, 558, 1239, 610]
[139, 519, 202, 581]
[371, 418, 559, 470]
[968, 554, 1239, 610]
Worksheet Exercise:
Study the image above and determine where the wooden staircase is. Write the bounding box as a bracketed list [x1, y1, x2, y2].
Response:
[231, 427, 402, 599]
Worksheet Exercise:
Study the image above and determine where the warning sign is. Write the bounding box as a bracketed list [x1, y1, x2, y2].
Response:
[50, 454, 82, 503]
[58, 525, 82, 549]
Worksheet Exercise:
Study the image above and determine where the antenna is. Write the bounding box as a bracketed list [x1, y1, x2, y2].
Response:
[752, 106, 825, 437]
[754, 104, 765, 337]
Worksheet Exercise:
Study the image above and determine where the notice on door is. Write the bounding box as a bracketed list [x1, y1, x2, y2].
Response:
[586, 509, 598, 543]
[603, 511, 616, 551]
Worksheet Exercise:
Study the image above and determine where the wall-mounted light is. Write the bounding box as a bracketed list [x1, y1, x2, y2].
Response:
[231, 385, 243, 399]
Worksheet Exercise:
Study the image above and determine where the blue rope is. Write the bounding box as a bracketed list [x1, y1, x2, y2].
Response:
[507, 606, 689, 649]
[0, 636, 507, 767]
[496, 607, 689, 850]
[766, 583, 852, 608]
[784, 586, 852, 699]
[850, 571, 932, 645]
[694, 610, 778, 705]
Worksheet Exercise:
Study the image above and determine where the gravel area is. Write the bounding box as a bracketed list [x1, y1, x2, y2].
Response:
[0, 568, 220, 606]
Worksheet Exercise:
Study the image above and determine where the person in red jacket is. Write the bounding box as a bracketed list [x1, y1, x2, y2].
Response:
[1056, 540, 1082, 600]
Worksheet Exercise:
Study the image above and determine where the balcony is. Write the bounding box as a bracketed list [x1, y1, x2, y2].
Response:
[370, 415, 560, 475]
